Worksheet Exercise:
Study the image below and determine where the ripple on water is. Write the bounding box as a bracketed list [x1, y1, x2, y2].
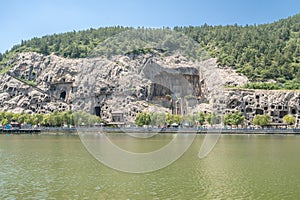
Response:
[1, 135, 300, 199]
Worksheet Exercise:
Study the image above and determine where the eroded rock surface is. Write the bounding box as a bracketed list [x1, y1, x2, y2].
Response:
[224, 89, 300, 125]
[3, 51, 282, 126]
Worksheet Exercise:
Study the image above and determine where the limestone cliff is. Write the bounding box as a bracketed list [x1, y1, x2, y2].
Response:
[0, 52, 203, 122]
[224, 88, 300, 126]
[0, 51, 253, 124]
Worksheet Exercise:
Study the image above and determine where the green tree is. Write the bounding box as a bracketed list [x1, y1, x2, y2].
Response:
[150, 113, 166, 127]
[173, 115, 183, 125]
[17, 113, 27, 124]
[206, 113, 212, 125]
[88, 114, 101, 125]
[0, 110, 95, 127]
[206, 112, 218, 125]
[1, 118, 9, 125]
[166, 113, 173, 125]
[0, 111, 5, 120]
[46, 111, 63, 126]
[60, 111, 74, 125]
[11, 113, 20, 122]
[65, 110, 74, 125]
[24, 114, 34, 125]
[135, 113, 143, 126]
[5, 112, 13, 122]
[185, 114, 198, 127]
[135, 112, 151, 126]
[33, 114, 44, 125]
[225, 111, 245, 127]
[224, 113, 232, 126]
[41, 115, 50, 126]
[253, 114, 270, 128]
[198, 112, 205, 126]
[283, 114, 296, 125]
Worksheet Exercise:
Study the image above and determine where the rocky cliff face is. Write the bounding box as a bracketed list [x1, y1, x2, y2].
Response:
[0, 52, 77, 114]
[224, 89, 300, 126]
[0, 52, 207, 122]
[1, 51, 273, 125]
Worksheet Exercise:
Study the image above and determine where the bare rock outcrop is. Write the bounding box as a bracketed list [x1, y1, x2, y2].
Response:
[224, 88, 300, 126]
[0, 52, 207, 123]
[0, 51, 260, 125]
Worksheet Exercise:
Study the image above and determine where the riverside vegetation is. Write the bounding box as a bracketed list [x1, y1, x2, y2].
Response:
[0, 109, 296, 129]
[135, 111, 296, 128]
[0, 110, 102, 127]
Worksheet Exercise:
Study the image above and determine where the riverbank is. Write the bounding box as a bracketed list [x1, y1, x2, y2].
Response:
[102, 128, 300, 134]
[0, 127, 76, 135]
[2, 127, 300, 135]
[0, 129, 41, 134]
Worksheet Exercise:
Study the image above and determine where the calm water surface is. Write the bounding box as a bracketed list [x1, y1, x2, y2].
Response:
[1, 134, 300, 199]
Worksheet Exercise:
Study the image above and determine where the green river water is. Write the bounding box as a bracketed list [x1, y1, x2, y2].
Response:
[1, 134, 300, 199]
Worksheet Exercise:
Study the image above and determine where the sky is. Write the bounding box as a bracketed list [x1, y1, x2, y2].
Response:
[0, 0, 299, 53]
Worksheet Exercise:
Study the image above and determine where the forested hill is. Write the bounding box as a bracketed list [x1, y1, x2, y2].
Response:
[175, 14, 300, 82]
[1, 14, 300, 85]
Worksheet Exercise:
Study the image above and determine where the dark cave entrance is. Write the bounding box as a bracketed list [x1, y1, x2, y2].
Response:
[95, 106, 101, 117]
[60, 91, 66, 100]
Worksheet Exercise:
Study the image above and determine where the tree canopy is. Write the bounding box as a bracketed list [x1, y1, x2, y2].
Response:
[283, 114, 296, 125]
[224, 111, 245, 126]
[1, 14, 300, 88]
[135, 112, 151, 127]
[0, 110, 102, 127]
[175, 14, 300, 83]
[134, 112, 210, 127]
[253, 114, 271, 127]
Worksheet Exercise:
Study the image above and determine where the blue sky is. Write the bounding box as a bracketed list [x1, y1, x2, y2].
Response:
[0, 0, 299, 53]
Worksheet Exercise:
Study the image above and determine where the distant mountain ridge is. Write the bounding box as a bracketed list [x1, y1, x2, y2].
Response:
[0, 14, 299, 85]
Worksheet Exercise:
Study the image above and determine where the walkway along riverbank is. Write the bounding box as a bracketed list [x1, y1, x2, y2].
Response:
[1, 127, 300, 135]
[0, 129, 41, 134]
